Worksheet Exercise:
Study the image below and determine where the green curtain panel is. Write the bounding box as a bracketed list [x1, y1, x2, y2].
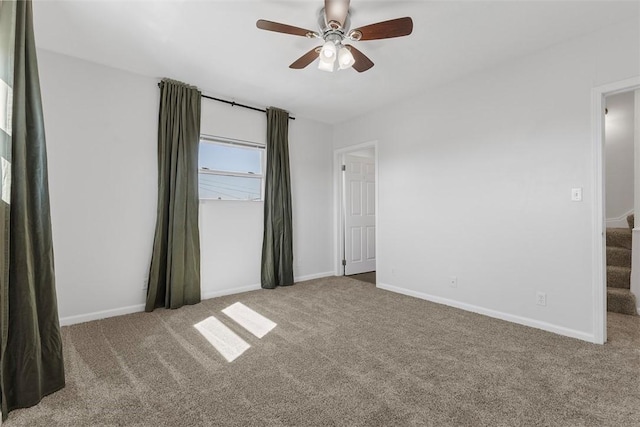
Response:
[0, 0, 65, 420]
[146, 79, 202, 311]
[261, 108, 294, 289]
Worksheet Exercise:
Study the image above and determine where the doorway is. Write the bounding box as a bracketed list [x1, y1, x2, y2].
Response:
[604, 91, 637, 318]
[592, 77, 640, 344]
[334, 142, 378, 284]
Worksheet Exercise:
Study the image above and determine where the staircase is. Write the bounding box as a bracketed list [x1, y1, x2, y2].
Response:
[606, 214, 637, 315]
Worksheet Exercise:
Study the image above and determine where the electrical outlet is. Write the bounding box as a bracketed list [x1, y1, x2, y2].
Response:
[142, 279, 148, 291]
[449, 276, 457, 288]
[536, 292, 547, 306]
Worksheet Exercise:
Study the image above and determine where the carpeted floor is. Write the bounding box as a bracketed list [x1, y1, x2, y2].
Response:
[7, 277, 640, 426]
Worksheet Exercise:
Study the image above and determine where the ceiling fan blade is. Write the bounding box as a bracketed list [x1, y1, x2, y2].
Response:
[256, 19, 316, 38]
[345, 44, 374, 73]
[325, 0, 350, 28]
[290, 47, 322, 69]
[351, 17, 413, 41]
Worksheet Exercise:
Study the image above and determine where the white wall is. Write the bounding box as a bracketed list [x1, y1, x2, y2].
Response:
[288, 118, 335, 279]
[333, 20, 639, 342]
[605, 91, 635, 225]
[38, 49, 334, 325]
[38, 49, 158, 324]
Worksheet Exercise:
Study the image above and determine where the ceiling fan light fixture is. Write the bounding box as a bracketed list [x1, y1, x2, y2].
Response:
[338, 46, 355, 69]
[318, 56, 335, 72]
[257, 2, 414, 74]
[320, 40, 337, 62]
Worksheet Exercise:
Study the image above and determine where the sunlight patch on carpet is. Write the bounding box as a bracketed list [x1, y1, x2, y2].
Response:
[222, 302, 277, 338]
[194, 316, 250, 362]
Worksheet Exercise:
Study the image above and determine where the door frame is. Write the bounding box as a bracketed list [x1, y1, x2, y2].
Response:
[591, 76, 640, 344]
[333, 141, 379, 277]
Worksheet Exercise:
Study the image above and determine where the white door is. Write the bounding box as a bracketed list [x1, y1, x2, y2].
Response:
[343, 154, 375, 275]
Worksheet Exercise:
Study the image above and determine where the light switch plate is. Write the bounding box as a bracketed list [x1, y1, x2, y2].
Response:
[571, 188, 582, 202]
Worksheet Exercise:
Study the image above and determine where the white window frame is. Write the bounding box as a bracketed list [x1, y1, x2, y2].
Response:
[198, 134, 266, 201]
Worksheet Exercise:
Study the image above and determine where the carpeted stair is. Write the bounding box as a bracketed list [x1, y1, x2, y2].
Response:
[606, 214, 637, 315]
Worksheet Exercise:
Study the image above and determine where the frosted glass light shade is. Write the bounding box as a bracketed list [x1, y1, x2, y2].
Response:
[320, 41, 337, 62]
[318, 57, 335, 72]
[338, 46, 355, 69]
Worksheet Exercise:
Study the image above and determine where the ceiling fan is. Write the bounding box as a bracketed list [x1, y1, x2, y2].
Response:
[256, 0, 413, 73]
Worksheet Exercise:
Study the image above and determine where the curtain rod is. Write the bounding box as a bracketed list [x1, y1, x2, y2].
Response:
[157, 82, 295, 120]
[202, 95, 296, 121]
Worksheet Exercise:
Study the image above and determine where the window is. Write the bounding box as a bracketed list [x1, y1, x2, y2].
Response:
[198, 136, 265, 201]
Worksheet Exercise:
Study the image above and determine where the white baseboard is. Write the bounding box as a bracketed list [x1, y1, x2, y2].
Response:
[202, 271, 335, 300]
[606, 210, 634, 229]
[59, 304, 146, 327]
[202, 284, 262, 300]
[59, 272, 335, 327]
[377, 283, 596, 344]
[295, 271, 335, 282]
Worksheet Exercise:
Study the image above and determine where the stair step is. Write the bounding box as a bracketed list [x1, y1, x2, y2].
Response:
[606, 246, 632, 268]
[606, 228, 632, 250]
[607, 265, 631, 289]
[628, 214, 635, 230]
[607, 288, 638, 315]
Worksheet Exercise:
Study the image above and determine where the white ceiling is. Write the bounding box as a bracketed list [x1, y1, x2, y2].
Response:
[33, 1, 638, 124]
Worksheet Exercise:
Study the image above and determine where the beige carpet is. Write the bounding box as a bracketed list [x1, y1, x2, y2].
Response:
[6, 277, 640, 426]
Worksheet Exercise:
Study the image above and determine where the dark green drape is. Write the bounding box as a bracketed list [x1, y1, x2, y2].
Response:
[146, 79, 202, 311]
[0, 0, 65, 420]
[261, 108, 294, 289]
